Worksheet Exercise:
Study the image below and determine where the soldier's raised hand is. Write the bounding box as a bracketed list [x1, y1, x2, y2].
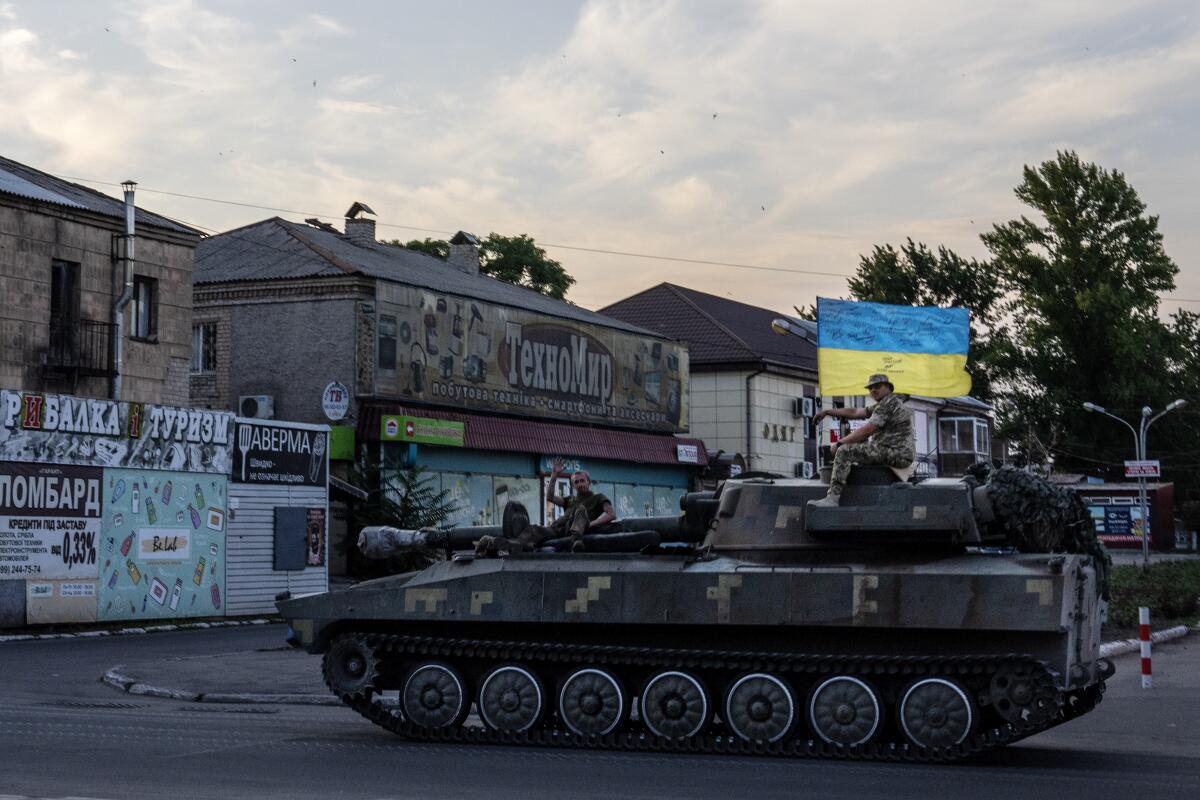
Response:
[551, 456, 565, 476]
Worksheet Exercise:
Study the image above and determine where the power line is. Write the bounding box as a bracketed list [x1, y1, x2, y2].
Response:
[49, 172, 1200, 300]
[54, 175, 850, 279]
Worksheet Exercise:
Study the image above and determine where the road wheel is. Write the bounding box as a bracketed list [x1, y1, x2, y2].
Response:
[807, 676, 881, 746]
[640, 670, 709, 739]
[724, 673, 796, 743]
[559, 668, 625, 736]
[478, 665, 544, 732]
[401, 662, 469, 729]
[898, 678, 974, 749]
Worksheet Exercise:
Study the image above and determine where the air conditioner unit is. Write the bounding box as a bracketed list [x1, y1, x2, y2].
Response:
[791, 398, 805, 418]
[239, 394, 275, 419]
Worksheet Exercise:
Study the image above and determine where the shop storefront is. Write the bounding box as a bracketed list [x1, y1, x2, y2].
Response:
[0, 389, 233, 627]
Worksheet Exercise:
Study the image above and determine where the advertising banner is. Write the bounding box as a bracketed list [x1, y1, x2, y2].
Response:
[0, 462, 102, 580]
[97, 468, 228, 621]
[232, 420, 328, 486]
[0, 390, 232, 474]
[373, 287, 689, 432]
[380, 415, 465, 447]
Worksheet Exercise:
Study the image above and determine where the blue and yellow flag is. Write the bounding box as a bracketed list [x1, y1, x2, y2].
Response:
[817, 298, 971, 397]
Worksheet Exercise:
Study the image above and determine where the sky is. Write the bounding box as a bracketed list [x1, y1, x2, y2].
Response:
[2, 0, 1198, 317]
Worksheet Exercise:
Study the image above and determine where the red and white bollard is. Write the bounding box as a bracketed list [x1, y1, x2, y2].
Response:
[1139, 606, 1153, 689]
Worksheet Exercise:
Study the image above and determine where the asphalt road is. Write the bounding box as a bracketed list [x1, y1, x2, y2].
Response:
[0, 625, 1197, 800]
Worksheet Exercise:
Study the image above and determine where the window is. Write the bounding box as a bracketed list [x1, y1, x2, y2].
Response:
[939, 416, 990, 455]
[131, 276, 157, 340]
[50, 260, 81, 321]
[191, 322, 217, 374]
[378, 314, 397, 371]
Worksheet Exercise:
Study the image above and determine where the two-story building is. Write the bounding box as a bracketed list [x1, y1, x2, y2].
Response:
[191, 207, 707, 573]
[0, 155, 200, 404]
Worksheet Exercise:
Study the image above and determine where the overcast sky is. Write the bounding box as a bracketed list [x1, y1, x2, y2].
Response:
[2, 0, 1198, 316]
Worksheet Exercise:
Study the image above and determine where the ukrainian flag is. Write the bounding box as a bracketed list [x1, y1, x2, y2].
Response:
[817, 298, 971, 397]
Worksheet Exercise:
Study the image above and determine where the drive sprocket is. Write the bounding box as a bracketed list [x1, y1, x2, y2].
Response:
[323, 633, 381, 698]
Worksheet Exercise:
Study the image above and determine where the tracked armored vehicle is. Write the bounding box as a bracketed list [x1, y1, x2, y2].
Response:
[278, 465, 1112, 762]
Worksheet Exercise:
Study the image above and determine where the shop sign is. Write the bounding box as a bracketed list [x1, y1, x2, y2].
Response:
[380, 415, 465, 447]
[1124, 460, 1160, 478]
[371, 289, 688, 433]
[0, 462, 102, 580]
[322, 381, 350, 421]
[676, 444, 700, 464]
[0, 389, 232, 474]
[232, 420, 328, 486]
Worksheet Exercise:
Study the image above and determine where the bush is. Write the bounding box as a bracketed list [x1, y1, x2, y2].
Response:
[1108, 561, 1200, 628]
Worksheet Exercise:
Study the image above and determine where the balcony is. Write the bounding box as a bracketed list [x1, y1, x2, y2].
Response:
[43, 316, 116, 378]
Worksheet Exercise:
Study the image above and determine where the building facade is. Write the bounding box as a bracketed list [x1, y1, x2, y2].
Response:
[192, 209, 707, 574]
[0, 156, 200, 405]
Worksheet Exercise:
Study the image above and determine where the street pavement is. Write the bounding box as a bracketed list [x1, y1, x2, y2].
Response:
[0, 624, 1197, 800]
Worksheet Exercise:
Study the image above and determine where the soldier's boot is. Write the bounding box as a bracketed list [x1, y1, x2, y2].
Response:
[566, 508, 589, 552]
[807, 492, 841, 508]
[474, 535, 500, 557]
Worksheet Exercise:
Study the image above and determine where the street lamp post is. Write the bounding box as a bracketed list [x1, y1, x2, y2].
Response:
[1082, 400, 1186, 566]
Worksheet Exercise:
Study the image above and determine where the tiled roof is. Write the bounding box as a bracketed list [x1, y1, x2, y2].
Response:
[0, 155, 198, 235]
[195, 217, 657, 336]
[600, 283, 817, 372]
[358, 403, 708, 467]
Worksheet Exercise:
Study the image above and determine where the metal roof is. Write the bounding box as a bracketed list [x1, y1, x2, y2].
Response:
[358, 403, 708, 467]
[195, 217, 659, 336]
[600, 283, 817, 372]
[0, 155, 198, 235]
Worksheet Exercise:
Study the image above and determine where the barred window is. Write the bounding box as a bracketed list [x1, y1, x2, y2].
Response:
[191, 322, 217, 373]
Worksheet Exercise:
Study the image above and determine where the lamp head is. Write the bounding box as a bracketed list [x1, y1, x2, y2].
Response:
[1168, 399, 1187, 411]
[1082, 402, 1102, 413]
[1142, 405, 1152, 417]
[770, 318, 792, 337]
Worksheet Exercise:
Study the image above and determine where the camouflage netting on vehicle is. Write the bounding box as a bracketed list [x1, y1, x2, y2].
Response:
[984, 466, 1112, 600]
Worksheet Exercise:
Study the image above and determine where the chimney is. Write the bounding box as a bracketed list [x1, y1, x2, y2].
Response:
[344, 201, 377, 246]
[447, 230, 480, 275]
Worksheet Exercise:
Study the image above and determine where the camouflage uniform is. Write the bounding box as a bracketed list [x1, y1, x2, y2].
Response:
[475, 494, 611, 556]
[828, 393, 915, 497]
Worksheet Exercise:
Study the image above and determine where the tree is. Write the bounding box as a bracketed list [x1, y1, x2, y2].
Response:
[982, 150, 1181, 473]
[402, 238, 449, 260]
[846, 239, 1005, 401]
[394, 233, 576, 300]
[347, 462, 458, 577]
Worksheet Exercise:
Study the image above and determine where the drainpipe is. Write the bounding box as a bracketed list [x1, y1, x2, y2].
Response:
[744, 364, 767, 472]
[110, 180, 136, 400]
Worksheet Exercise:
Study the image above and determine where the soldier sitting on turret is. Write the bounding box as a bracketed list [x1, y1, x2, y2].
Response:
[809, 374, 915, 508]
[475, 457, 616, 556]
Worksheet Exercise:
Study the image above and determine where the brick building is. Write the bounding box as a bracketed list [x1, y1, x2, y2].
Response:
[0, 155, 200, 404]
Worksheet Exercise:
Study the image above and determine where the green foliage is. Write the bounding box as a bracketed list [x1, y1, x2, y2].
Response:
[1108, 561, 1200, 629]
[390, 233, 576, 300]
[982, 151, 1181, 469]
[401, 238, 450, 260]
[846, 151, 1199, 497]
[348, 462, 457, 576]
[479, 233, 575, 300]
[847, 239, 1004, 401]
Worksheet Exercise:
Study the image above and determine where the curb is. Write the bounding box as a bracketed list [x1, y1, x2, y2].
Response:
[1099, 624, 1192, 658]
[101, 665, 340, 707]
[0, 618, 274, 643]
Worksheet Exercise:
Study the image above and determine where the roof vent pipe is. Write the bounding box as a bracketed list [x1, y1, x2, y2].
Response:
[110, 180, 136, 400]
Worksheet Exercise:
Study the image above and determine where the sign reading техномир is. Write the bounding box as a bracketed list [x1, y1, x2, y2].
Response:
[1124, 460, 1161, 479]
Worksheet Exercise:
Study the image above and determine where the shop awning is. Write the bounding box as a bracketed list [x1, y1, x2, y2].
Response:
[358, 404, 708, 467]
[329, 474, 368, 501]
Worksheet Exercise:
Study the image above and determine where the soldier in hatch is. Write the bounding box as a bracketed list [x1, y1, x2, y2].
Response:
[809, 373, 915, 507]
[475, 456, 616, 556]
